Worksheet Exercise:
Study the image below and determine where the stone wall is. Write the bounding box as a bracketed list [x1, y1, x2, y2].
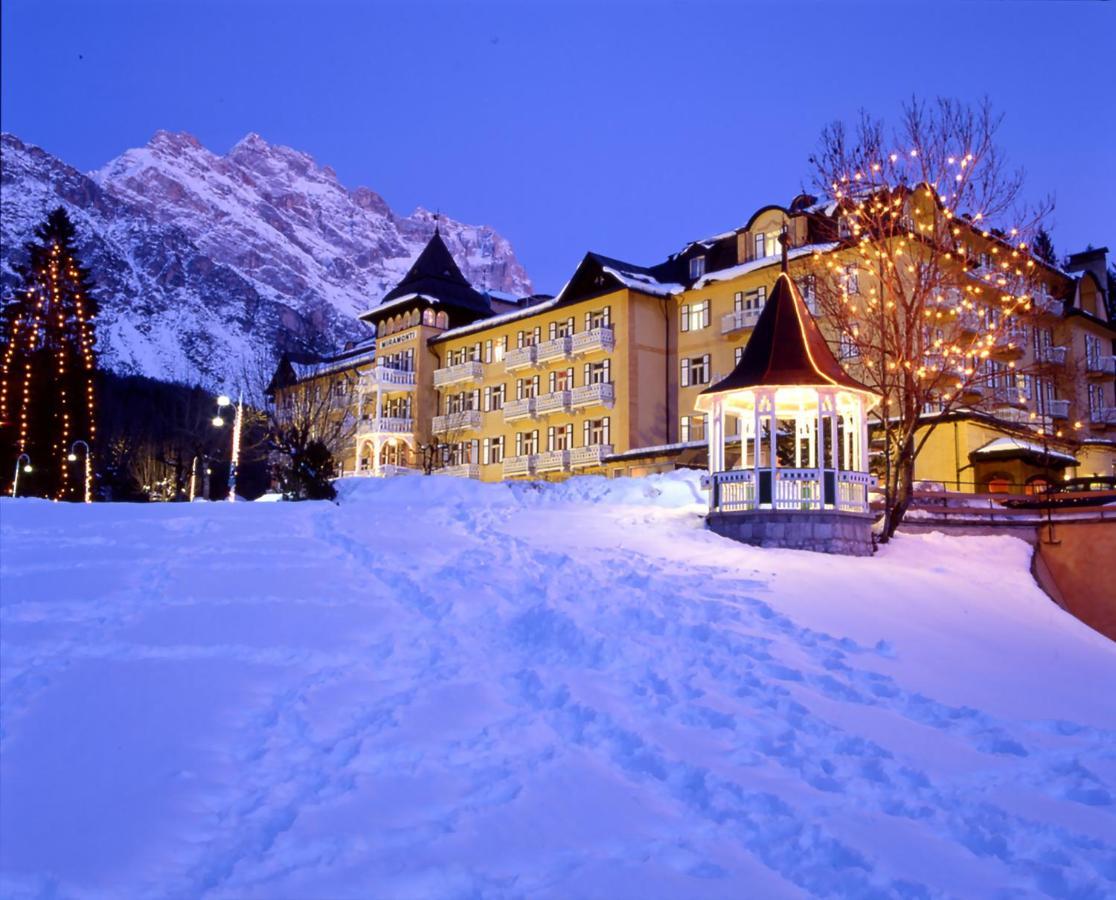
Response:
[707, 510, 875, 556]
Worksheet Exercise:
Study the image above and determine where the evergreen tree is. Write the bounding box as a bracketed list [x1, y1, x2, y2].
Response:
[1033, 228, 1057, 267]
[0, 208, 99, 500]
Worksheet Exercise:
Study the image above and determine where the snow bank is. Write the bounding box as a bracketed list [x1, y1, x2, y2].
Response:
[1, 476, 1113, 899]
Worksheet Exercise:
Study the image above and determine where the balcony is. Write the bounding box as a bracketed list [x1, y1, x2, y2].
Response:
[437, 463, 480, 479]
[1086, 356, 1116, 377]
[990, 326, 1026, 360]
[360, 365, 416, 391]
[433, 360, 483, 387]
[1033, 293, 1063, 317]
[357, 416, 413, 435]
[570, 444, 612, 469]
[536, 335, 572, 364]
[432, 410, 482, 434]
[991, 387, 1026, 409]
[1047, 399, 1070, 420]
[1090, 407, 1116, 428]
[721, 308, 762, 335]
[570, 382, 615, 410]
[503, 397, 536, 421]
[352, 463, 421, 478]
[504, 345, 537, 371]
[571, 326, 615, 356]
[955, 309, 983, 333]
[1033, 344, 1067, 367]
[535, 390, 571, 416]
[502, 454, 535, 477]
[535, 449, 570, 473]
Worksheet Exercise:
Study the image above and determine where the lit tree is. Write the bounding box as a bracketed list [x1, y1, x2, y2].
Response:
[1, 208, 99, 500]
[807, 98, 1054, 539]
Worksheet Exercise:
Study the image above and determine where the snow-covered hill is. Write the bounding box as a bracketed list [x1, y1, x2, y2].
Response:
[0, 132, 531, 387]
[1, 473, 1113, 898]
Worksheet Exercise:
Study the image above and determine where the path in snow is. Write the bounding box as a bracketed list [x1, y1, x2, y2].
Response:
[1, 472, 1114, 899]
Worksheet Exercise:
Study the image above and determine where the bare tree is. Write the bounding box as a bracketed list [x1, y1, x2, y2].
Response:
[807, 97, 1055, 539]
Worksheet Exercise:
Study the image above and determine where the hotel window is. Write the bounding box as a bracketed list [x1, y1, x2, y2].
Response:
[482, 435, 505, 465]
[494, 336, 507, 362]
[484, 383, 505, 411]
[689, 255, 706, 280]
[754, 233, 767, 260]
[470, 342, 482, 362]
[844, 266, 860, 295]
[680, 300, 711, 332]
[549, 317, 575, 339]
[586, 306, 612, 330]
[333, 379, 347, 397]
[516, 376, 540, 400]
[484, 340, 493, 363]
[681, 354, 711, 387]
[548, 423, 574, 451]
[584, 417, 611, 446]
[839, 332, 860, 360]
[680, 415, 707, 442]
[1085, 334, 1102, 368]
[515, 430, 539, 456]
[517, 327, 541, 348]
[585, 359, 611, 385]
[798, 275, 816, 301]
[550, 368, 574, 393]
[735, 346, 745, 366]
[1088, 384, 1105, 419]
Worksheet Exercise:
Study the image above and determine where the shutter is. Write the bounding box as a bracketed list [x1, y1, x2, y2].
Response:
[603, 359, 610, 381]
[681, 359, 690, 387]
[471, 440, 479, 464]
[585, 312, 592, 331]
[549, 371, 556, 393]
[516, 433, 522, 456]
[703, 354, 711, 382]
[548, 426, 555, 451]
[603, 417, 610, 445]
[517, 330, 524, 348]
[549, 321, 557, 340]
[482, 438, 490, 465]
[604, 306, 611, 326]
[516, 379, 523, 401]
[681, 304, 689, 332]
[471, 389, 480, 410]
[566, 423, 573, 445]
[584, 420, 591, 446]
[584, 362, 591, 385]
[483, 386, 491, 412]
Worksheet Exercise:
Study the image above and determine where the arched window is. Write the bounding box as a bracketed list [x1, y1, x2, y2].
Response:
[423, 308, 436, 326]
[436, 311, 449, 329]
[985, 474, 1013, 494]
[1026, 475, 1052, 496]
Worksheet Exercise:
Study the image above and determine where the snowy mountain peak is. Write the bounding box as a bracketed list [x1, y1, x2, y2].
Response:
[1, 131, 532, 387]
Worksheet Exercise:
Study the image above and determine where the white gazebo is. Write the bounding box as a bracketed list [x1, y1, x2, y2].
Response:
[696, 271, 880, 555]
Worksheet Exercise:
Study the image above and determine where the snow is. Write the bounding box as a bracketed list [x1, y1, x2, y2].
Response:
[1, 471, 1114, 898]
[691, 243, 839, 290]
[972, 437, 1080, 465]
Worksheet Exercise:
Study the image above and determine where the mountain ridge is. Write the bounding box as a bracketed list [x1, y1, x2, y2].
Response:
[0, 130, 532, 388]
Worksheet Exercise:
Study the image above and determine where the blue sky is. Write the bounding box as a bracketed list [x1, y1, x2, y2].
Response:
[2, 0, 1113, 294]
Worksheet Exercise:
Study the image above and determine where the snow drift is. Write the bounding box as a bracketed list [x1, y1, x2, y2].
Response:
[1, 471, 1113, 898]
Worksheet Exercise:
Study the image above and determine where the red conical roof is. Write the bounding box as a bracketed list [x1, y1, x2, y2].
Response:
[700, 273, 873, 396]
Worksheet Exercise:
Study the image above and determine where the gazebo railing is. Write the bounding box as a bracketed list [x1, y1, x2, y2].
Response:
[709, 468, 874, 514]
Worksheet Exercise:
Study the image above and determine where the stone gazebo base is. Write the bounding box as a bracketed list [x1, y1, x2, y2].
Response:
[707, 510, 875, 556]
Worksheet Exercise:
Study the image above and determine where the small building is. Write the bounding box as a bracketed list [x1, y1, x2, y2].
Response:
[696, 267, 880, 555]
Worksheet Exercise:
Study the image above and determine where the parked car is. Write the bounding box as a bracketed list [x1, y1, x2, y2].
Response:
[1002, 476, 1116, 509]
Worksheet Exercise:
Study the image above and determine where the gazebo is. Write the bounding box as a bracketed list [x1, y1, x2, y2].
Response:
[695, 268, 880, 556]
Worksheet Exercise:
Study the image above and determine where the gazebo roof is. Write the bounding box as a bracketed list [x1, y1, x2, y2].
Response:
[699, 272, 875, 398]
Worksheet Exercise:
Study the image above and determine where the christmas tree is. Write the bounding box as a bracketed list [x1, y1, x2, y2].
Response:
[1, 208, 99, 500]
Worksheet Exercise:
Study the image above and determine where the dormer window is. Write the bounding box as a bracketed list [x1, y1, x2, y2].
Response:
[754, 233, 766, 260]
[689, 255, 706, 280]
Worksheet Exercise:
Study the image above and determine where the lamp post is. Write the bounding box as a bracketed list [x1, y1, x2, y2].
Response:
[67, 440, 92, 503]
[213, 393, 243, 502]
[11, 453, 32, 497]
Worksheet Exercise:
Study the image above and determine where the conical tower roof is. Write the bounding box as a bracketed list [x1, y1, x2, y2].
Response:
[380, 229, 491, 314]
[700, 272, 874, 397]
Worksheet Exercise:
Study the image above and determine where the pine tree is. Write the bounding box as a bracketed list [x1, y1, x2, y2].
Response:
[1033, 228, 1057, 267]
[0, 208, 99, 500]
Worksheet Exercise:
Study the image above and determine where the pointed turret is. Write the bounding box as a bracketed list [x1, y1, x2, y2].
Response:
[379, 230, 490, 315]
[699, 272, 871, 398]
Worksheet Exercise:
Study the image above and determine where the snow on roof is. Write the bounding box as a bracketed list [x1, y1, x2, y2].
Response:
[290, 340, 378, 381]
[597, 265, 683, 298]
[357, 292, 434, 319]
[691, 243, 839, 290]
[433, 296, 564, 342]
[972, 437, 1078, 465]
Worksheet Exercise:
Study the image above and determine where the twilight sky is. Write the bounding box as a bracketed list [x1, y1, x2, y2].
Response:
[2, 0, 1113, 294]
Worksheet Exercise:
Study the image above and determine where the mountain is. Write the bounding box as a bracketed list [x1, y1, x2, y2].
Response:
[0, 131, 532, 388]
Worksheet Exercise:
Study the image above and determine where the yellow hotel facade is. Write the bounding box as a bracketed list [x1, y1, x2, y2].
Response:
[270, 197, 1116, 492]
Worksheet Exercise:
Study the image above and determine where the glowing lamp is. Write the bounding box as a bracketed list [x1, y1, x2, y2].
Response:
[217, 394, 231, 407]
[67, 452, 77, 461]
[23, 464, 32, 473]
[212, 416, 225, 427]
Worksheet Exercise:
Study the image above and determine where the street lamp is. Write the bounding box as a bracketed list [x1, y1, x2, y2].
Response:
[212, 393, 243, 502]
[11, 453, 31, 497]
[67, 440, 92, 503]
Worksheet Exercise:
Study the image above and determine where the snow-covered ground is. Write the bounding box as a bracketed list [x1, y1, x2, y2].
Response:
[1, 472, 1113, 898]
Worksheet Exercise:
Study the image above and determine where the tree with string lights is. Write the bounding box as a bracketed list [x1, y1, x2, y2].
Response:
[1, 208, 99, 500]
[807, 98, 1058, 540]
